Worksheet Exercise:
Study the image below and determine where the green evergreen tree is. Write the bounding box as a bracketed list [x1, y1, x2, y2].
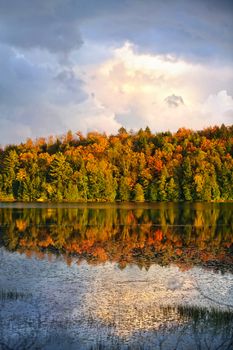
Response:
[133, 183, 145, 202]
[182, 157, 193, 201]
[2, 150, 19, 199]
[148, 182, 158, 201]
[118, 176, 131, 201]
[158, 166, 168, 201]
[49, 153, 72, 200]
[166, 177, 179, 201]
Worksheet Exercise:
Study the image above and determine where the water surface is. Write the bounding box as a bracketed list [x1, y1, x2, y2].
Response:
[0, 202, 232, 349]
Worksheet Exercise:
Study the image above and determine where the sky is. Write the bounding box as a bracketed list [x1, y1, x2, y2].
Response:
[0, 0, 233, 145]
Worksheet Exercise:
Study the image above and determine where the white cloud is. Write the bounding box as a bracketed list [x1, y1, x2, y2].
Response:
[202, 90, 233, 116]
[82, 42, 233, 132]
[62, 97, 121, 135]
[0, 0, 232, 144]
[0, 40, 232, 145]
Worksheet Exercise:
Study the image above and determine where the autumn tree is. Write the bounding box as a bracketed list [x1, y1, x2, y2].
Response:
[0, 125, 232, 202]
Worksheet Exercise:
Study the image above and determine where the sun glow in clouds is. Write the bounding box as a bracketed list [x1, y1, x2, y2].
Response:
[0, 0, 232, 143]
[83, 42, 233, 132]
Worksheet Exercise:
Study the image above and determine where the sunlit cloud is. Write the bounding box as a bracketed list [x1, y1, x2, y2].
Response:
[0, 0, 232, 144]
[83, 42, 233, 132]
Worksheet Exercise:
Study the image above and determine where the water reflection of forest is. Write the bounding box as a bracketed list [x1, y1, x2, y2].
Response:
[0, 204, 232, 271]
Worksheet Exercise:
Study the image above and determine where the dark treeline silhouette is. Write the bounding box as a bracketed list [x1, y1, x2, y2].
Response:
[0, 124, 232, 201]
[1, 204, 232, 270]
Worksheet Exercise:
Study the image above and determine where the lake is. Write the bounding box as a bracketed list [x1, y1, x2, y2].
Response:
[0, 202, 233, 349]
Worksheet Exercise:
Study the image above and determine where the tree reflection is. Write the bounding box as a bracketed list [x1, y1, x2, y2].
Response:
[0, 204, 232, 271]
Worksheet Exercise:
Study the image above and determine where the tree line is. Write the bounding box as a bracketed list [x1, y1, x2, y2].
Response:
[0, 124, 232, 201]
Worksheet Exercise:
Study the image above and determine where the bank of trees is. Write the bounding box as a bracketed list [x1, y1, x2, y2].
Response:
[0, 124, 232, 201]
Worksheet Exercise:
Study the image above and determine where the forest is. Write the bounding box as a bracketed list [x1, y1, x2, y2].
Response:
[0, 124, 232, 202]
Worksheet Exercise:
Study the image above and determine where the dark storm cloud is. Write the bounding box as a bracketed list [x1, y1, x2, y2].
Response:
[80, 0, 233, 62]
[0, 0, 125, 54]
[0, 0, 82, 53]
[53, 69, 88, 104]
[55, 69, 84, 93]
[165, 95, 184, 108]
[0, 0, 232, 60]
[0, 46, 87, 109]
[0, 45, 49, 107]
[0, 44, 88, 144]
[0, 0, 232, 144]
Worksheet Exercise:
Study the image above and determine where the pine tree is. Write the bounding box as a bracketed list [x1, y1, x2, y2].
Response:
[158, 166, 168, 201]
[182, 157, 193, 201]
[2, 150, 19, 199]
[49, 153, 72, 200]
[133, 183, 145, 202]
[118, 176, 131, 201]
[166, 177, 179, 201]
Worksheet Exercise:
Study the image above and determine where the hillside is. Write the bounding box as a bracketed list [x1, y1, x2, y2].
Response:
[0, 125, 232, 202]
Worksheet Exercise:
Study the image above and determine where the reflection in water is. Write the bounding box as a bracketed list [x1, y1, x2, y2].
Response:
[0, 203, 233, 349]
[0, 203, 232, 271]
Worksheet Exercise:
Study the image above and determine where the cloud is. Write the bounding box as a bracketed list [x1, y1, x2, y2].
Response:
[0, 1, 83, 54]
[0, 45, 88, 144]
[0, 45, 51, 108]
[201, 90, 233, 124]
[52, 69, 88, 104]
[0, 46, 87, 107]
[0, 1, 232, 144]
[0, 39, 232, 145]
[59, 96, 122, 135]
[0, 0, 232, 61]
[0, 118, 32, 146]
[83, 42, 233, 132]
[165, 95, 184, 108]
[80, 0, 233, 62]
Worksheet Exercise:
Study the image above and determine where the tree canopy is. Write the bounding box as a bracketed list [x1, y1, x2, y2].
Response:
[0, 125, 232, 202]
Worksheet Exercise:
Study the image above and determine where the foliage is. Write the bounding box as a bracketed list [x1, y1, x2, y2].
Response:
[0, 125, 232, 201]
